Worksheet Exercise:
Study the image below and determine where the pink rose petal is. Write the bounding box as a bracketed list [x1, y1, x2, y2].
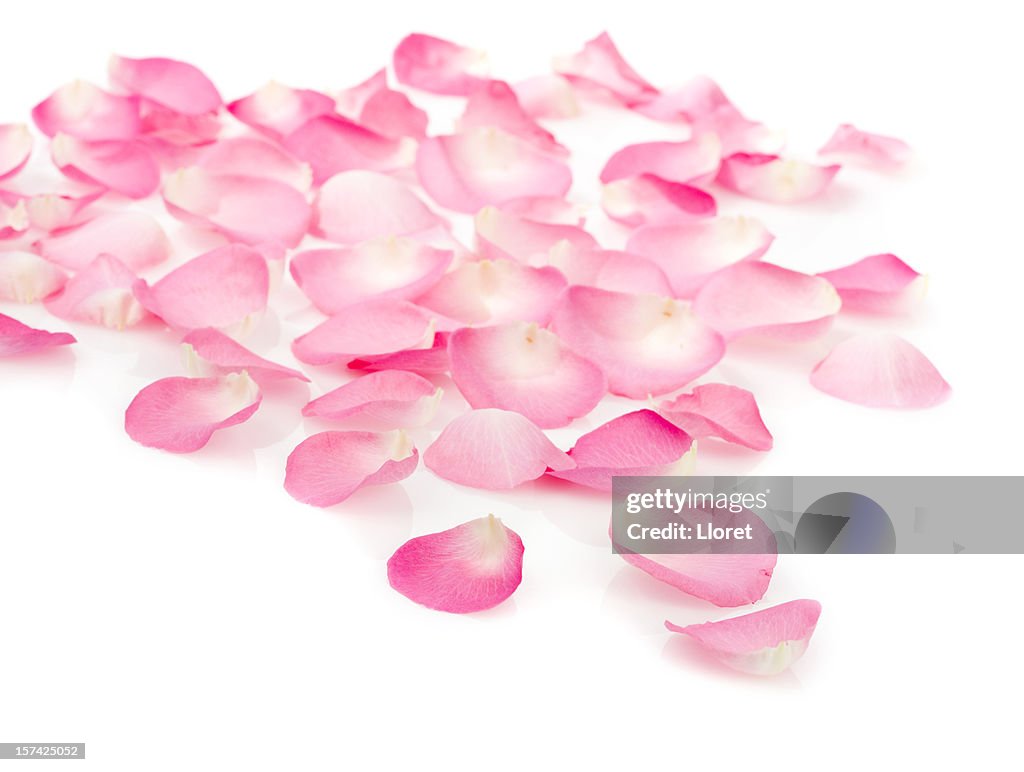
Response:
[0, 124, 33, 181]
[283, 114, 414, 184]
[809, 333, 951, 409]
[292, 298, 434, 366]
[348, 331, 450, 375]
[415, 127, 572, 214]
[621, 551, 776, 608]
[226, 82, 335, 139]
[546, 242, 672, 296]
[34, 211, 170, 271]
[716, 153, 839, 203]
[0, 199, 28, 239]
[500, 195, 585, 226]
[600, 134, 722, 186]
[197, 137, 312, 191]
[393, 33, 489, 96]
[692, 262, 841, 341]
[665, 599, 821, 675]
[17, 189, 104, 232]
[182, 327, 309, 383]
[549, 409, 695, 491]
[51, 133, 159, 199]
[124, 372, 262, 453]
[291, 238, 452, 313]
[550, 286, 725, 398]
[625, 215, 774, 298]
[387, 515, 524, 614]
[336, 69, 429, 140]
[284, 429, 418, 507]
[302, 370, 441, 427]
[44, 254, 146, 329]
[474, 205, 596, 263]
[108, 55, 222, 116]
[0, 250, 67, 303]
[424, 408, 575, 490]
[139, 107, 222, 147]
[660, 383, 773, 451]
[512, 75, 580, 120]
[135, 244, 269, 331]
[33, 81, 141, 141]
[554, 31, 658, 104]
[0, 312, 76, 356]
[601, 174, 717, 228]
[449, 322, 606, 428]
[818, 124, 910, 168]
[817, 253, 926, 313]
[459, 80, 567, 156]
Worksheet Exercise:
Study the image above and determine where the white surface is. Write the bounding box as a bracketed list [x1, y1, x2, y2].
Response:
[1, 1, 1022, 769]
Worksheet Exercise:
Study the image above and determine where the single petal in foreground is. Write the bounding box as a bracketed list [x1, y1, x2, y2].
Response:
[660, 383, 773, 451]
[817, 253, 926, 313]
[44, 254, 146, 329]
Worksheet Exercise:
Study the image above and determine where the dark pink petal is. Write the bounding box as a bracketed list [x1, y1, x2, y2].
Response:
[135, 244, 269, 331]
[0, 199, 29, 239]
[549, 409, 694, 490]
[546, 242, 672, 296]
[459, 80, 566, 156]
[665, 599, 821, 675]
[44, 254, 146, 328]
[0, 250, 66, 302]
[601, 174, 716, 227]
[302, 370, 441, 427]
[313, 170, 443, 244]
[660, 383, 772, 451]
[716, 153, 840, 203]
[621, 552, 776, 607]
[197, 137, 312, 191]
[810, 333, 951, 409]
[139, 107, 222, 147]
[388, 515, 524, 613]
[416, 128, 572, 214]
[51, 134, 160, 198]
[0, 312, 76, 356]
[817, 253, 926, 313]
[818, 124, 910, 168]
[182, 327, 309, 383]
[554, 31, 658, 103]
[292, 299, 434, 365]
[550, 286, 725, 398]
[348, 331, 450, 375]
[474, 205, 596, 263]
[501, 195, 585, 226]
[424, 408, 574, 489]
[626, 215, 774, 298]
[109, 55, 222, 116]
[393, 33, 489, 96]
[32, 82, 140, 141]
[291, 238, 452, 313]
[226, 82, 335, 139]
[284, 430, 418, 506]
[0, 124, 33, 181]
[124, 372, 261, 453]
[449, 323, 606, 428]
[34, 211, 169, 271]
[512, 75, 580, 120]
[415, 259, 566, 325]
[162, 167, 311, 248]
[600, 134, 722, 186]
[283, 115, 414, 184]
[693, 262, 841, 341]
[337, 69, 428, 140]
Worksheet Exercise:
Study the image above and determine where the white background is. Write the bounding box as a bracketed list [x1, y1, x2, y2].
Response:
[2, 1, 1022, 769]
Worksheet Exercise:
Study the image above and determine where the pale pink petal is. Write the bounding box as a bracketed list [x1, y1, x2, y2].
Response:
[415, 128, 572, 214]
[716, 153, 839, 203]
[337, 69, 428, 140]
[665, 599, 821, 675]
[226, 82, 335, 139]
[32, 82, 140, 141]
[182, 327, 309, 383]
[125, 372, 261, 453]
[0, 199, 29, 239]
[109, 55, 222, 116]
[34, 210, 169, 271]
[424, 408, 574, 489]
[292, 298, 434, 365]
[554, 32, 658, 103]
[817, 253, 926, 313]
[415, 259, 566, 325]
[459, 80, 566, 155]
[348, 331, 450, 375]
[818, 123, 910, 168]
[291, 238, 452, 313]
[660, 383, 772, 451]
[135, 244, 269, 331]
[449, 323, 605, 428]
[0, 124, 33, 181]
[692, 262, 841, 341]
[474, 205, 595, 263]
[512, 75, 580, 120]
[626, 215, 774, 298]
[284, 430, 418, 507]
[393, 33, 489, 96]
[0, 250, 66, 303]
[20, 189, 104, 232]
[601, 174, 716, 228]
[620, 549, 776, 607]
[388, 515, 524, 613]
[44, 254, 146, 328]
[548, 409, 694, 490]
[600, 134, 722, 186]
[283, 115, 414, 184]
[313, 170, 443, 244]
[546, 242, 672, 296]
[500, 195, 585, 226]
[197, 137, 312, 191]
[0, 312, 75, 356]
[51, 133, 160, 199]
[335, 68, 388, 115]
[302, 370, 441, 427]
[550, 286, 725, 398]
[162, 166, 311, 248]
[809, 333, 951, 409]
